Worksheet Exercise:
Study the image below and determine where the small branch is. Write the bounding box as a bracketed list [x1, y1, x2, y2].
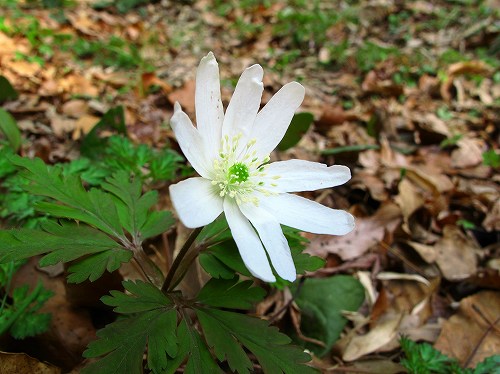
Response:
[161, 227, 203, 293]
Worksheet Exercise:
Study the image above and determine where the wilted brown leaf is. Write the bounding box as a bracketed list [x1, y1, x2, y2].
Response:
[0, 352, 61, 374]
[167, 79, 196, 114]
[434, 291, 500, 368]
[307, 202, 401, 261]
[434, 225, 478, 281]
[342, 313, 404, 361]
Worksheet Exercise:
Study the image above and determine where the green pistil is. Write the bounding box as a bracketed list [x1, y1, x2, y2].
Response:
[227, 163, 250, 184]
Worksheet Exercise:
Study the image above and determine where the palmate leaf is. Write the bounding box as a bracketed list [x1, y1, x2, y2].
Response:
[11, 156, 125, 239]
[83, 281, 180, 374]
[101, 171, 175, 242]
[0, 221, 132, 283]
[194, 277, 316, 374]
[196, 308, 317, 374]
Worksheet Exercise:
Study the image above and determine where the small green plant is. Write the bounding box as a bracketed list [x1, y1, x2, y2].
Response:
[0, 260, 53, 339]
[440, 134, 463, 149]
[274, 0, 337, 50]
[355, 42, 400, 72]
[72, 36, 149, 70]
[482, 149, 500, 168]
[400, 336, 500, 374]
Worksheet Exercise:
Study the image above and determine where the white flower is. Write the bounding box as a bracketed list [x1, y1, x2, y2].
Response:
[169, 52, 355, 283]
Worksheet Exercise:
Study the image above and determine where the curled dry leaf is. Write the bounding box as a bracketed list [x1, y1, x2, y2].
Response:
[395, 178, 425, 233]
[307, 202, 401, 261]
[434, 291, 500, 368]
[342, 313, 404, 362]
[0, 352, 61, 374]
[451, 137, 485, 168]
[483, 199, 500, 231]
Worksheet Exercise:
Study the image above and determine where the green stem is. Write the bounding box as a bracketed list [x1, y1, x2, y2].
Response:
[132, 247, 165, 288]
[161, 227, 203, 293]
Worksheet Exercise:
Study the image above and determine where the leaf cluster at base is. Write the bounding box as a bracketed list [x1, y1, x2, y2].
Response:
[0, 156, 174, 284]
[83, 278, 317, 374]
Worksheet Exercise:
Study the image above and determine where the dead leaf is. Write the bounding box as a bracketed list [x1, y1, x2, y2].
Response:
[434, 291, 500, 368]
[59, 74, 99, 97]
[167, 79, 196, 114]
[406, 241, 437, 263]
[307, 203, 401, 261]
[50, 116, 76, 138]
[4, 59, 42, 77]
[483, 199, 500, 231]
[72, 114, 100, 140]
[451, 137, 485, 168]
[395, 178, 425, 231]
[447, 60, 494, 77]
[350, 172, 388, 201]
[342, 313, 404, 361]
[434, 225, 478, 281]
[62, 100, 89, 118]
[0, 352, 61, 374]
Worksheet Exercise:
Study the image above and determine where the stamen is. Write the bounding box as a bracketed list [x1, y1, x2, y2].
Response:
[211, 133, 279, 205]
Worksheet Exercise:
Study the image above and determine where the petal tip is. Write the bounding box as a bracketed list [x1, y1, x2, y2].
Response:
[246, 64, 264, 80]
[173, 101, 182, 113]
[345, 212, 356, 230]
[200, 51, 218, 68]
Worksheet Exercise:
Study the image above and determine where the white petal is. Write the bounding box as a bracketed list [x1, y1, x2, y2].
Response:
[171, 102, 212, 178]
[263, 160, 351, 193]
[259, 193, 355, 235]
[251, 82, 305, 158]
[195, 52, 224, 160]
[239, 203, 296, 282]
[222, 64, 264, 143]
[223, 199, 276, 282]
[169, 177, 223, 228]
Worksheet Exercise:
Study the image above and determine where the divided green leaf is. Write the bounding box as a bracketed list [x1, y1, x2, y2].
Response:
[0, 282, 53, 339]
[194, 276, 316, 374]
[0, 221, 132, 283]
[11, 156, 125, 239]
[196, 308, 317, 374]
[101, 171, 175, 242]
[83, 281, 178, 374]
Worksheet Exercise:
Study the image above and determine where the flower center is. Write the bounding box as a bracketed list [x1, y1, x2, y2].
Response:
[228, 163, 249, 183]
[211, 133, 274, 204]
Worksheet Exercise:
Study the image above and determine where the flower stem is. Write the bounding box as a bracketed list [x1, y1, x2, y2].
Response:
[161, 227, 203, 293]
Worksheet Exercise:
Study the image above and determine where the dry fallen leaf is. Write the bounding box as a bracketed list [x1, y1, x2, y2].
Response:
[0, 352, 61, 374]
[342, 313, 404, 361]
[72, 114, 100, 140]
[167, 79, 196, 114]
[434, 291, 500, 368]
[307, 202, 401, 261]
[451, 137, 485, 168]
[434, 225, 478, 281]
